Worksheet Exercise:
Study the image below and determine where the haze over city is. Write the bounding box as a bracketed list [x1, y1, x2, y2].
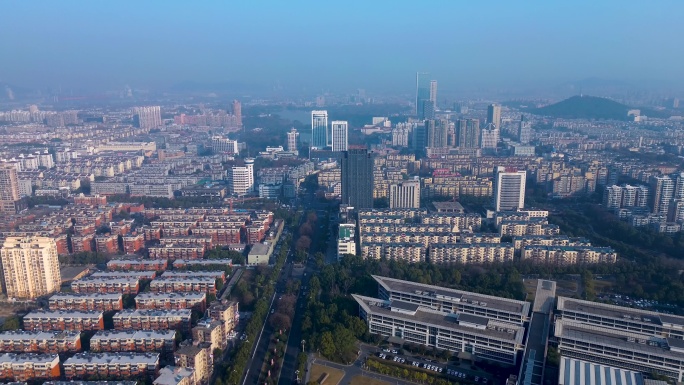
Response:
[1, 1, 683, 96]
[1, 3, 684, 385]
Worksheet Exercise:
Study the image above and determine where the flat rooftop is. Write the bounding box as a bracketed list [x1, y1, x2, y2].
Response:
[0, 330, 80, 341]
[555, 320, 684, 359]
[50, 293, 122, 300]
[557, 297, 684, 328]
[135, 292, 206, 300]
[0, 352, 59, 364]
[112, 309, 192, 318]
[559, 356, 648, 385]
[91, 330, 176, 340]
[63, 352, 159, 365]
[373, 275, 530, 316]
[162, 271, 224, 278]
[24, 310, 103, 319]
[354, 294, 524, 344]
[90, 271, 155, 278]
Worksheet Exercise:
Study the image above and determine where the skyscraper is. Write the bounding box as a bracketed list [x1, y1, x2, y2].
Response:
[390, 179, 421, 209]
[674, 172, 684, 199]
[287, 128, 299, 154]
[518, 115, 532, 144]
[0, 165, 20, 215]
[0, 236, 61, 299]
[426, 119, 448, 148]
[232, 100, 242, 127]
[650, 175, 674, 215]
[487, 104, 502, 130]
[230, 158, 255, 196]
[457, 119, 481, 148]
[429, 80, 438, 109]
[493, 167, 526, 211]
[311, 110, 328, 149]
[331, 121, 349, 152]
[133, 106, 162, 130]
[341, 148, 374, 209]
[415, 72, 430, 119]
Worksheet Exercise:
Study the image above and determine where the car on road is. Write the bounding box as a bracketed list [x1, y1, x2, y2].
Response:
[391, 349, 398, 354]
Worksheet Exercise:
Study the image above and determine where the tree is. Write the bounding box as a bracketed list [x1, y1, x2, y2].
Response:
[269, 313, 292, 331]
[0, 316, 20, 331]
[320, 331, 335, 358]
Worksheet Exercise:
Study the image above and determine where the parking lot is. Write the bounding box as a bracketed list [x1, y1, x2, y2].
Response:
[375, 348, 492, 384]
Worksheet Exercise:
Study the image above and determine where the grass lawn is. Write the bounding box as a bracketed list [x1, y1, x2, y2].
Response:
[349, 375, 391, 385]
[309, 363, 345, 385]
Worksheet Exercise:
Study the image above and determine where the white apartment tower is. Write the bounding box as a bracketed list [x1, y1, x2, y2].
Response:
[493, 166, 526, 211]
[230, 158, 255, 196]
[287, 128, 299, 154]
[429, 80, 438, 109]
[0, 236, 62, 299]
[331, 121, 349, 152]
[389, 179, 421, 209]
[133, 106, 162, 130]
[487, 103, 502, 130]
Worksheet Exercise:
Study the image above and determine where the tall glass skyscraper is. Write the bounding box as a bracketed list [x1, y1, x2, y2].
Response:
[311, 110, 328, 149]
[331, 120, 349, 151]
[415, 72, 430, 119]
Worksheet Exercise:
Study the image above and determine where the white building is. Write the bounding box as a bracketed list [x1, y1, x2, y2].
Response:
[389, 179, 421, 209]
[230, 158, 254, 196]
[133, 106, 162, 130]
[331, 120, 349, 152]
[493, 167, 526, 212]
[0, 236, 61, 299]
[337, 223, 356, 259]
[211, 136, 239, 155]
[287, 128, 299, 154]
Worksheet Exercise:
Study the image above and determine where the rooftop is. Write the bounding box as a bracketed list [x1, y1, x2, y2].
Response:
[153, 366, 195, 385]
[112, 309, 192, 318]
[50, 293, 122, 301]
[91, 330, 176, 340]
[557, 296, 684, 327]
[0, 330, 80, 341]
[63, 352, 160, 366]
[373, 275, 530, 316]
[354, 294, 524, 344]
[24, 310, 104, 319]
[135, 292, 206, 300]
[0, 352, 59, 364]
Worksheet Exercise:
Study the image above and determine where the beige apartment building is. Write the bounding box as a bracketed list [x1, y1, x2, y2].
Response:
[0, 236, 61, 299]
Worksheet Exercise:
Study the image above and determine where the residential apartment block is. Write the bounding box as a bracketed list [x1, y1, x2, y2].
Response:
[149, 277, 217, 295]
[429, 243, 515, 264]
[0, 353, 60, 382]
[90, 330, 176, 356]
[48, 293, 123, 312]
[71, 278, 140, 295]
[112, 310, 192, 333]
[0, 331, 81, 353]
[63, 352, 160, 380]
[135, 292, 207, 312]
[23, 310, 104, 332]
[521, 245, 618, 264]
[107, 258, 168, 271]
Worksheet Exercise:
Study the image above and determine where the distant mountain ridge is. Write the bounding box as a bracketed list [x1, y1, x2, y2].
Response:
[529, 95, 634, 120]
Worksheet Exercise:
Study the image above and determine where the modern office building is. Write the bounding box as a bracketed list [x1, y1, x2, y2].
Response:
[415, 72, 431, 119]
[555, 296, 684, 381]
[456, 119, 481, 149]
[229, 158, 254, 196]
[389, 179, 421, 209]
[341, 148, 374, 209]
[372, 275, 530, 325]
[518, 115, 531, 144]
[353, 293, 525, 366]
[311, 110, 328, 149]
[133, 106, 162, 130]
[0, 236, 61, 299]
[651, 175, 674, 215]
[287, 128, 299, 154]
[493, 167, 526, 212]
[487, 103, 502, 130]
[331, 120, 349, 151]
[0, 164, 21, 215]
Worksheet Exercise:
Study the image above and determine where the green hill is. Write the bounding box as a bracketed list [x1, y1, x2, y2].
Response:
[529, 95, 632, 120]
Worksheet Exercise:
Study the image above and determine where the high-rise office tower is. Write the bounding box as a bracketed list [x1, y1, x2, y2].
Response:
[389, 179, 421, 208]
[0, 236, 61, 299]
[457, 119, 481, 148]
[487, 104, 502, 130]
[341, 148, 374, 209]
[232, 100, 242, 127]
[650, 175, 674, 215]
[415, 72, 430, 119]
[287, 128, 299, 154]
[412, 123, 427, 153]
[481, 123, 500, 149]
[493, 166, 526, 211]
[429, 80, 438, 109]
[311, 110, 328, 149]
[230, 158, 255, 196]
[518, 115, 532, 144]
[426, 119, 449, 148]
[331, 121, 349, 152]
[133, 106, 162, 130]
[0, 165, 20, 215]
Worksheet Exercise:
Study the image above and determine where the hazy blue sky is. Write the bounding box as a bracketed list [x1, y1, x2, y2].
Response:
[1, 1, 682, 94]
